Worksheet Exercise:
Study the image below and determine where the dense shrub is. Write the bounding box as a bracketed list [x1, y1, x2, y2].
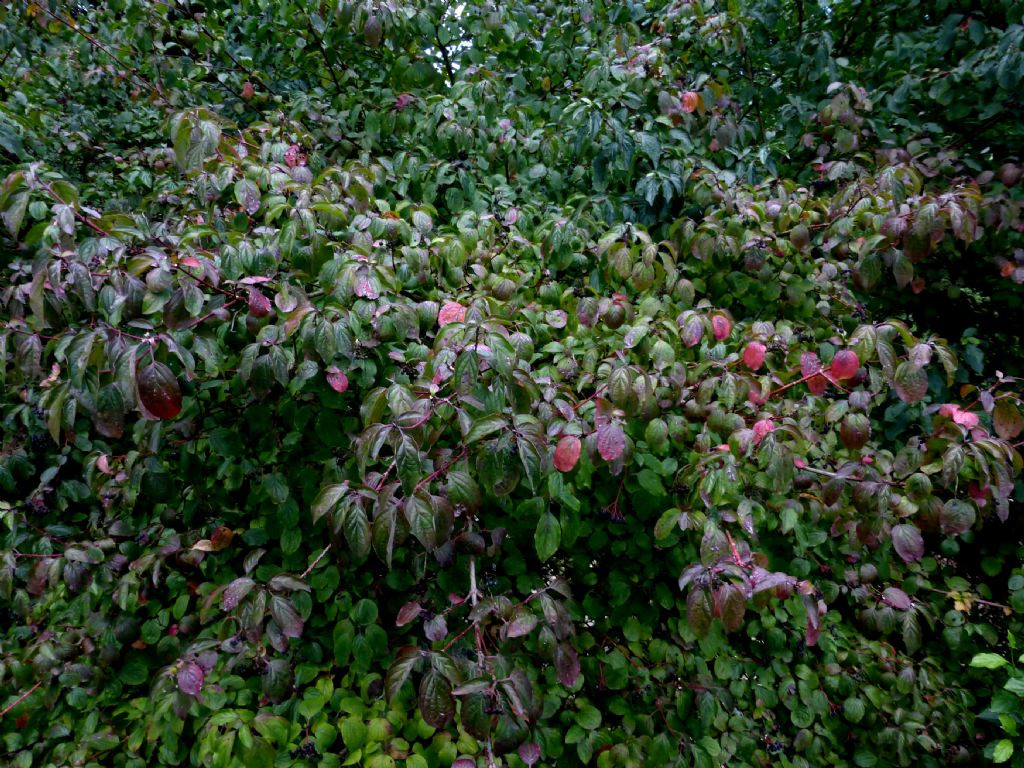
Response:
[1, 1, 1023, 766]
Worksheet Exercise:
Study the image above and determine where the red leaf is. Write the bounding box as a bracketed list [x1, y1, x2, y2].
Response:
[596, 423, 625, 462]
[554, 435, 582, 472]
[743, 341, 766, 371]
[137, 361, 183, 420]
[681, 91, 700, 113]
[711, 314, 732, 341]
[177, 661, 205, 696]
[438, 301, 467, 326]
[801, 352, 828, 396]
[248, 286, 271, 317]
[830, 350, 860, 381]
[939, 403, 979, 428]
[800, 351, 822, 378]
[396, 601, 423, 627]
[752, 419, 774, 444]
[326, 366, 349, 393]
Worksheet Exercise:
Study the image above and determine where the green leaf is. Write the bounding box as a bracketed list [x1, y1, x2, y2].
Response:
[534, 512, 560, 562]
[575, 705, 601, 730]
[993, 739, 1014, 763]
[971, 653, 1009, 669]
[312, 483, 347, 524]
[418, 670, 455, 728]
[338, 503, 371, 561]
[466, 415, 507, 444]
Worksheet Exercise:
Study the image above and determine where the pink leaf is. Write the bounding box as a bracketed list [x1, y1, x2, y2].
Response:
[743, 341, 766, 371]
[438, 301, 467, 326]
[596, 423, 626, 462]
[326, 366, 349, 393]
[711, 314, 732, 341]
[752, 419, 774, 444]
[554, 435, 582, 472]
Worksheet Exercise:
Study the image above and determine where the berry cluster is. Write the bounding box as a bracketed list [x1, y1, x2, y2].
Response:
[27, 496, 49, 516]
[288, 741, 319, 762]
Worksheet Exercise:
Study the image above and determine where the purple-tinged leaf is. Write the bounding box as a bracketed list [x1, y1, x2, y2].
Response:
[418, 670, 455, 727]
[892, 523, 924, 563]
[505, 610, 539, 639]
[519, 743, 542, 767]
[750, 567, 797, 596]
[687, 588, 713, 638]
[177, 660, 204, 696]
[386, 646, 422, 702]
[396, 601, 423, 627]
[554, 642, 580, 687]
[939, 499, 976, 535]
[881, 587, 912, 610]
[596, 423, 626, 462]
[715, 583, 746, 633]
[269, 595, 304, 638]
[222, 577, 255, 611]
[424, 614, 448, 642]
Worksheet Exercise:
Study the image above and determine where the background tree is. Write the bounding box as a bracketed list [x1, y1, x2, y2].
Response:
[1, 1, 1023, 767]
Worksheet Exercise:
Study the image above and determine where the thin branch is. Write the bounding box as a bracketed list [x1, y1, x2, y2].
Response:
[300, 544, 332, 579]
[307, 21, 343, 98]
[435, 34, 456, 88]
[0, 681, 43, 718]
[37, 7, 163, 98]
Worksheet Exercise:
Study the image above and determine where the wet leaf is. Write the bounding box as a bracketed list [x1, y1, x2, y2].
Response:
[137, 361, 182, 420]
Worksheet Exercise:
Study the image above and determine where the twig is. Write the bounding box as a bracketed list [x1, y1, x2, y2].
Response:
[415, 447, 467, 491]
[300, 544, 332, 579]
[37, 7, 162, 98]
[435, 34, 456, 87]
[0, 681, 43, 718]
[307, 21, 343, 97]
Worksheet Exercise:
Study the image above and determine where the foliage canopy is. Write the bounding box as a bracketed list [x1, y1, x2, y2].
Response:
[1, 1, 1024, 767]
